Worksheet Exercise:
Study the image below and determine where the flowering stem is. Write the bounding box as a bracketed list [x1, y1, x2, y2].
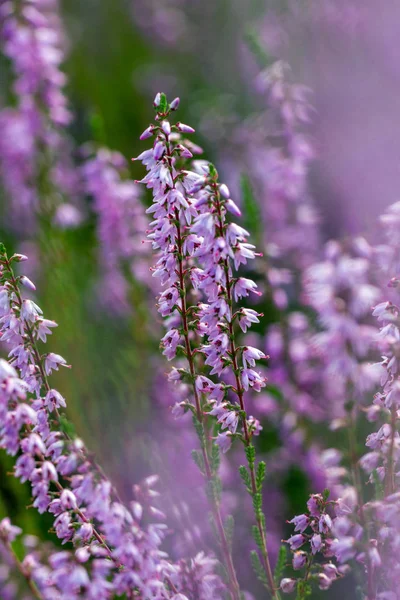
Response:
[175, 213, 241, 600]
[1, 255, 126, 573]
[2, 255, 123, 503]
[346, 406, 375, 600]
[211, 182, 279, 599]
[4, 540, 44, 600]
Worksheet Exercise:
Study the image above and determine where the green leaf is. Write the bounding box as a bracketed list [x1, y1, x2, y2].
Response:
[239, 465, 251, 490]
[250, 550, 268, 588]
[256, 461, 266, 490]
[252, 525, 263, 551]
[159, 92, 168, 113]
[205, 478, 222, 504]
[211, 443, 220, 474]
[208, 163, 218, 179]
[243, 27, 272, 69]
[296, 580, 312, 600]
[224, 515, 235, 550]
[0, 242, 6, 255]
[273, 545, 287, 586]
[208, 512, 219, 543]
[191, 449, 205, 475]
[245, 444, 256, 466]
[192, 416, 206, 448]
[252, 492, 262, 515]
[58, 415, 77, 439]
[322, 488, 330, 502]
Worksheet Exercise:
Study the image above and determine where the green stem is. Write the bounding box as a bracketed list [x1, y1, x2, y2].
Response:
[211, 181, 280, 600]
[174, 211, 241, 600]
[346, 406, 375, 600]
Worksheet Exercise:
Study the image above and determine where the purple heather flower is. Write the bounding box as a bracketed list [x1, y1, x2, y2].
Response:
[176, 122, 195, 134]
[161, 329, 181, 361]
[307, 495, 322, 517]
[292, 551, 307, 570]
[215, 431, 233, 454]
[233, 278, 261, 301]
[0, 0, 80, 239]
[318, 573, 333, 590]
[0, 518, 22, 543]
[242, 346, 267, 367]
[287, 534, 306, 550]
[289, 514, 309, 533]
[280, 578, 297, 593]
[209, 403, 239, 434]
[331, 537, 356, 564]
[241, 368, 266, 392]
[44, 353, 68, 375]
[238, 308, 261, 333]
[311, 533, 323, 554]
[319, 514, 333, 534]
[45, 389, 66, 411]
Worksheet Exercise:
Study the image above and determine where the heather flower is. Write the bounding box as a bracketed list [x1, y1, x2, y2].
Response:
[287, 534, 306, 551]
[215, 431, 233, 454]
[292, 551, 307, 570]
[280, 578, 296, 593]
[311, 533, 322, 554]
[0, 519, 21, 544]
[289, 514, 309, 533]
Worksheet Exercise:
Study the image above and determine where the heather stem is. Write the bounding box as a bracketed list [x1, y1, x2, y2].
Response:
[175, 213, 241, 600]
[4, 541, 44, 600]
[151, 126, 241, 599]
[211, 182, 280, 599]
[229, 323, 279, 599]
[346, 406, 376, 600]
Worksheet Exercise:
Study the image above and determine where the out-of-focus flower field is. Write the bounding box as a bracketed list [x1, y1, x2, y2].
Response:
[1, 1, 400, 598]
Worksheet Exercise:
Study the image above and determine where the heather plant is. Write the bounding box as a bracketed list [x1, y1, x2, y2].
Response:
[1, 2, 400, 599]
[135, 92, 279, 599]
[0, 244, 224, 599]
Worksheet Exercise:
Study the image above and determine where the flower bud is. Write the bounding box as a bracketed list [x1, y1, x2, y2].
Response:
[162, 121, 171, 136]
[176, 122, 195, 134]
[170, 97, 180, 110]
[20, 276, 36, 291]
[219, 183, 230, 198]
[140, 125, 154, 140]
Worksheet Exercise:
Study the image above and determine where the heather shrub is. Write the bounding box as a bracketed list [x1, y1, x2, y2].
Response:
[0, 2, 399, 599]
